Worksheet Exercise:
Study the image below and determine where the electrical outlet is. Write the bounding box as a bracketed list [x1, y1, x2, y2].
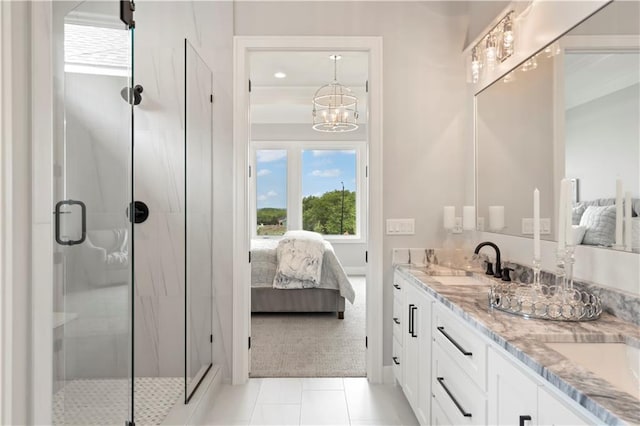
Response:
[541, 218, 551, 234]
[477, 217, 485, 231]
[522, 218, 533, 234]
[452, 217, 463, 234]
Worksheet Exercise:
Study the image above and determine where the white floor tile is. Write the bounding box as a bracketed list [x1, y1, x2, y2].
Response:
[302, 377, 344, 390]
[300, 390, 349, 425]
[250, 404, 301, 425]
[256, 378, 303, 404]
[200, 380, 262, 425]
[343, 378, 403, 424]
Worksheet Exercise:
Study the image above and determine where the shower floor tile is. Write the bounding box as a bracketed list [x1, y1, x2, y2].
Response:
[53, 376, 183, 426]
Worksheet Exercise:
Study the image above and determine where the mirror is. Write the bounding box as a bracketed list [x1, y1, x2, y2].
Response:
[476, 1, 639, 252]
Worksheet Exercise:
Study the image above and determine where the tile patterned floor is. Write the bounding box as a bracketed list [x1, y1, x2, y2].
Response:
[53, 377, 183, 426]
[200, 377, 419, 426]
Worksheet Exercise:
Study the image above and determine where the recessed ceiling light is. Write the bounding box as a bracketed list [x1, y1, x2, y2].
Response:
[329, 54, 342, 61]
[274, 71, 286, 79]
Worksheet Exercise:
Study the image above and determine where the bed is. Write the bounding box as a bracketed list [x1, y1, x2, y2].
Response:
[250, 238, 355, 319]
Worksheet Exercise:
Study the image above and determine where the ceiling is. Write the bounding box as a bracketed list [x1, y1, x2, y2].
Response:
[565, 52, 639, 110]
[249, 51, 368, 125]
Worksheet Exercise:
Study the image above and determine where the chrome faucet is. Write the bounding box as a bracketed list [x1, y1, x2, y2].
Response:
[474, 241, 502, 279]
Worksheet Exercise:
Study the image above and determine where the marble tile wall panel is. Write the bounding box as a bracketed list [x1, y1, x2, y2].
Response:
[134, 296, 160, 377]
[158, 296, 186, 378]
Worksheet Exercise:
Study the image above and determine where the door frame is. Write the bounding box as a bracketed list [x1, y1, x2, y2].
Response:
[232, 36, 384, 384]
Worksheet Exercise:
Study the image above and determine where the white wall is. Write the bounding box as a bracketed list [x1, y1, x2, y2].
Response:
[234, 0, 470, 369]
[2, 1, 32, 423]
[566, 83, 640, 200]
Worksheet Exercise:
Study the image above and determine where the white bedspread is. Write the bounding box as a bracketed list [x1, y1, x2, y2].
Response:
[251, 239, 355, 304]
[273, 234, 325, 289]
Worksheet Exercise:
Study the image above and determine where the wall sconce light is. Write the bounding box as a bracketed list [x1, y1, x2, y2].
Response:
[469, 11, 515, 83]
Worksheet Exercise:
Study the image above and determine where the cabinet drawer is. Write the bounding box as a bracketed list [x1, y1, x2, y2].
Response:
[392, 336, 403, 386]
[434, 303, 487, 389]
[433, 341, 486, 425]
[393, 299, 403, 342]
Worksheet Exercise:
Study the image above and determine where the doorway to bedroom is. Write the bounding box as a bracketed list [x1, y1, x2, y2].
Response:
[247, 50, 369, 377]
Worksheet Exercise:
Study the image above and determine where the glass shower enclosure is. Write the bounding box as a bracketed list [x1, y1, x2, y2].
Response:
[52, 2, 213, 424]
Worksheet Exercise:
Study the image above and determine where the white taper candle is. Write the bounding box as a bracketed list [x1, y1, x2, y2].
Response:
[625, 191, 632, 251]
[534, 188, 540, 260]
[615, 179, 623, 247]
[557, 179, 567, 251]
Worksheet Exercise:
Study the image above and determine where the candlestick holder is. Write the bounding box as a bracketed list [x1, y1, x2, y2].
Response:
[488, 246, 602, 321]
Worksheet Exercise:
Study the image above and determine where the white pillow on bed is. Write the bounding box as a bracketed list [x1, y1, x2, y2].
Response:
[283, 230, 323, 241]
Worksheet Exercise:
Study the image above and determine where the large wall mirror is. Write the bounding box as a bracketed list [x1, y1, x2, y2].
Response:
[476, 0, 639, 253]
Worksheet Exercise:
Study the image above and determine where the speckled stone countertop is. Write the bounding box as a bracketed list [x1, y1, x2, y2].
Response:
[396, 265, 640, 425]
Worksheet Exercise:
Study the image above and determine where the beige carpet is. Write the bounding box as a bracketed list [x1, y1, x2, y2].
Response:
[250, 276, 366, 378]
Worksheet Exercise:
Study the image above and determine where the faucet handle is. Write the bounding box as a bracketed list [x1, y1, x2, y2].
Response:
[501, 267, 513, 282]
[484, 261, 494, 276]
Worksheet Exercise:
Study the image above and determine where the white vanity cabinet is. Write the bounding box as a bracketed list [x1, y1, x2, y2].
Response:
[392, 274, 405, 387]
[488, 347, 599, 426]
[394, 269, 603, 426]
[432, 303, 487, 425]
[487, 347, 538, 425]
[392, 271, 433, 425]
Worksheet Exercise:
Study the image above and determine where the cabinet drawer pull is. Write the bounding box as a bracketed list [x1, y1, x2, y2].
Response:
[393, 283, 401, 290]
[392, 356, 400, 365]
[411, 306, 418, 338]
[519, 415, 532, 426]
[437, 377, 471, 418]
[408, 304, 415, 335]
[393, 317, 400, 325]
[437, 326, 472, 356]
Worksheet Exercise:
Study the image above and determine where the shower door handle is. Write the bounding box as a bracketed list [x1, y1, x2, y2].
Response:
[54, 200, 86, 246]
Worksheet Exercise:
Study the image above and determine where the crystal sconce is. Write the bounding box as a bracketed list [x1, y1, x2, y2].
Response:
[469, 11, 515, 83]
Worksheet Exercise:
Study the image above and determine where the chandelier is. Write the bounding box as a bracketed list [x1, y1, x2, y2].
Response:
[312, 55, 359, 132]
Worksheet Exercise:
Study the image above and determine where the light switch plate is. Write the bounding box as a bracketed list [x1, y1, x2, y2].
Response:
[541, 218, 551, 234]
[386, 218, 415, 235]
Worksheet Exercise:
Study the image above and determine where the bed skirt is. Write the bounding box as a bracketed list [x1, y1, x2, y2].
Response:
[251, 287, 345, 319]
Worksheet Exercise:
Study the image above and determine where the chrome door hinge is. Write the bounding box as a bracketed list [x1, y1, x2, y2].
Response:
[365, 251, 368, 263]
[248, 336, 251, 349]
[248, 79, 252, 93]
[210, 94, 214, 103]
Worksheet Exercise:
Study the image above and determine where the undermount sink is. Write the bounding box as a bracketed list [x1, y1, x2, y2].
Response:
[430, 276, 487, 286]
[546, 342, 640, 399]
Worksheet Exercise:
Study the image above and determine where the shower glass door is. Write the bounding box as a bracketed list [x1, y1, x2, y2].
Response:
[53, 1, 134, 424]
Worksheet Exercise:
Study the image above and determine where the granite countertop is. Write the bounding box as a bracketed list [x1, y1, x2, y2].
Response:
[396, 265, 640, 425]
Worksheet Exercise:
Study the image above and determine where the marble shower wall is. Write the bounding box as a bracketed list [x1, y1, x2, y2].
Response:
[133, 1, 232, 378]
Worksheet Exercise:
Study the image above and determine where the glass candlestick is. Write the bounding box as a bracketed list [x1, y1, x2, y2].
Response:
[563, 245, 575, 293]
[532, 257, 541, 289]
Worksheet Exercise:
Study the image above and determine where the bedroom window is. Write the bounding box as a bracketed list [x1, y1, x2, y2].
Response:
[252, 142, 365, 241]
[255, 149, 288, 236]
[302, 149, 357, 236]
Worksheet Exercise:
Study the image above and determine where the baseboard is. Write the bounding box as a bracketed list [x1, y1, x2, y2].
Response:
[161, 364, 222, 425]
[383, 365, 395, 384]
[344, 266, 366, 276]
